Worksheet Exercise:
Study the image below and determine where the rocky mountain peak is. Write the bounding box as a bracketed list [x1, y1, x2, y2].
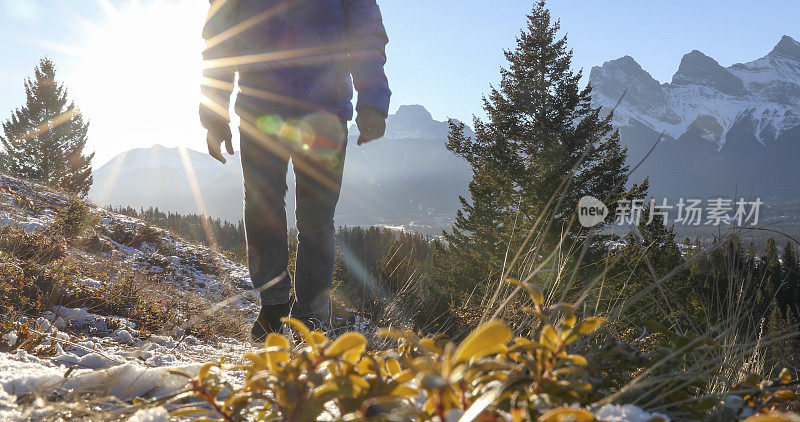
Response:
[671, 50, 746, 95]
[587, 38, 800, 201]
[589, 55, 679, 123]
[590, 55, 660, 89]
[390, 105, 434, 126]
[368, 104, 474, 140]
[768, 35, 800, 61]
[591, 56, 643, 80]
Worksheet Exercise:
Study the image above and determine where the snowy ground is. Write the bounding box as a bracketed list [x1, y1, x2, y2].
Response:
[0, 306, 255, 421]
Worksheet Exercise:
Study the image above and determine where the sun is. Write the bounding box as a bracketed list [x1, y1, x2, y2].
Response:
[71, 0, 210, 166]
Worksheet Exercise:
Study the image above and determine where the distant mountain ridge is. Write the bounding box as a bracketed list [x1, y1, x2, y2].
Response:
[90, 105, 473, 227]
[355, 104, 474, 140]
[93, 36, 800, 225]
[590, 35, 800, 199]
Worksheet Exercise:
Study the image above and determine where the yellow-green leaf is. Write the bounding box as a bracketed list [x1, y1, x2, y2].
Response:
[507, 278, 545, 306]
[539, 407, 595, 422]
[376, 328, 404, 339]
[779, 368, 792, 385]
[385, 358, 402, 376]
[564, 354, 588, 366]
[197, 362, 217, 380]
[243, 352, 267, 370]
[265, 333, 290, 370]
[774, 390, 798, 401]
[419, 337, 444, 354]
[540, 325, 558, 351]
[326, 332, 367, 359]
[390, 384, 419, 398]
[283, 317, 314, 346]
[575, 317, 608, 335]
[348, 374, 370, 389]
[311, 331, 328, 348]
[452, 319, 511, 364]
[562, 313, 577, 329]
[358, 357, 376, 374]
[744, 412, 800, 422]
[393, 369, 415, 383]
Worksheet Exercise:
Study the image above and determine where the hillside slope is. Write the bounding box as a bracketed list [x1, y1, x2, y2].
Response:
[0, 173, 259, 420]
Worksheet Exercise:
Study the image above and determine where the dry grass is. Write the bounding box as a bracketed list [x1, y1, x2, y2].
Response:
[0, 180, 251, 343]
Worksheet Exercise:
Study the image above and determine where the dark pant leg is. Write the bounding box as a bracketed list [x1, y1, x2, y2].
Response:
[291, 113, 348, 325]
[240, 127, 292, 305]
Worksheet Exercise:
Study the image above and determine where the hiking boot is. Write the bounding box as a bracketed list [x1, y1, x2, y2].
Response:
[251, 302, 290, 342]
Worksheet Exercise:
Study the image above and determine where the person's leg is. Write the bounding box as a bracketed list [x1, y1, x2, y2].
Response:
[291, 112, 348, 330]
[240, 126, 292, 338]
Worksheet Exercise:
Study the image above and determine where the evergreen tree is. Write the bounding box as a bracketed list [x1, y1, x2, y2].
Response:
[632, 211, 683, 279]
[760, 238, 781, 310]
[443, 1, 645, 282]
[0, 58, 93, 196]
[764, 238, 781, 269]
[602, 207, 695, 327]
[779, 242, 800, 319]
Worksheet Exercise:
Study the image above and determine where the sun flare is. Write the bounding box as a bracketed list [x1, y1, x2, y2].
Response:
[70, 0, 208, 166]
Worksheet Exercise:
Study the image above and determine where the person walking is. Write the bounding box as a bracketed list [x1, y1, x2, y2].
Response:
[199, 0, 390, 340]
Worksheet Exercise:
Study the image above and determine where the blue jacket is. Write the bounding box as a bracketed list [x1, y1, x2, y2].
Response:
[200, 0, 391, 126]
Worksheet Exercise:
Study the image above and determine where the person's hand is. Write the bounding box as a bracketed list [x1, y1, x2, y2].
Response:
[206, 122, 233, 164]
[356, 107, 387, 145]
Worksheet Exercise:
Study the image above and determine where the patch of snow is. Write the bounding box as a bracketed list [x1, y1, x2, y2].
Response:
[0, 354, 64, 398]
[112, 329, 136, 345]
[596, 404, 670, 422]
[1, 333, 17, 348]
[77, 278, 105, 289]
[55, 352, 116, 370]
[0, 386, 23, 421]
[0, 351, 200, 410]
[0, 213, 49, 233]
[44, 306, 133, 333]
[127, 406, 170, 422]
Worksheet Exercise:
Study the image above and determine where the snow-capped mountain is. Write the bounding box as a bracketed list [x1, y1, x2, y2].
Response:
[590, 35, 800, 199]
[90, 105, 473, 228]
[90, 145, 243, 220]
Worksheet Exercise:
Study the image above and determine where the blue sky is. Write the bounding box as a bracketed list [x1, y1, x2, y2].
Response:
[0, 0, 798, 167]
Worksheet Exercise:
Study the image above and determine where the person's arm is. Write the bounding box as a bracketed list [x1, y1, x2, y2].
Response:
[201, 0, 237, 162]
[343, 0, 391, 144]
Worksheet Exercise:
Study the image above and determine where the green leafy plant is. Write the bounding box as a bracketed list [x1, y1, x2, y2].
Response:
[171, 279, 609, 421]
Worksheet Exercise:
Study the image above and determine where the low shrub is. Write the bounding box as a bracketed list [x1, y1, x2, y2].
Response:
[0, 263, 47, 319]
[0, 226, 66, 264]
[172, 280, 612, 421]
[77, 233, 114, 253]
[54, 196, 96, 238]
[136, 225, 162, 248]
[101, 222, 161, 248]
[178, 248, 222, 276]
